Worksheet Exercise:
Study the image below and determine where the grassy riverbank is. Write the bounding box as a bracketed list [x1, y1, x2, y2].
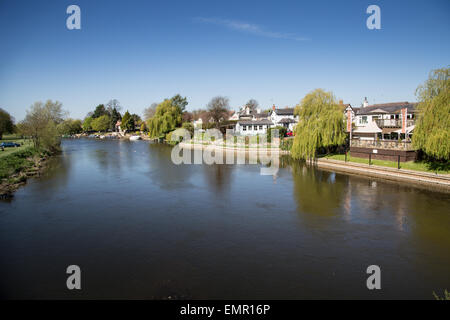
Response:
[0, 135, 58, 195]
[322, 154, 450, 174]
[0, 136, 33, 159]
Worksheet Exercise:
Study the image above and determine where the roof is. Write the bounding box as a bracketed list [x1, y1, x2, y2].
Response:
[353, 121, 382, 133]
[237, 120, 273, 126]
[254, 112, 269, 118]
[279, 118, 297, 123]
[272, 108, 295, 116]
[357, 102, 418, 115]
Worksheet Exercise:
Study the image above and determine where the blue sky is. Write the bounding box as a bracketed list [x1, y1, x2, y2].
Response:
[0, 0, 449, 121]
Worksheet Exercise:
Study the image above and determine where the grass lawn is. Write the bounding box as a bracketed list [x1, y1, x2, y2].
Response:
[0, 135, 34, 159]
[323, 153, 449, 174]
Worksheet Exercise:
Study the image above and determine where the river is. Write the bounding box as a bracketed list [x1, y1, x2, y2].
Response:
[1, 139, 449, 299]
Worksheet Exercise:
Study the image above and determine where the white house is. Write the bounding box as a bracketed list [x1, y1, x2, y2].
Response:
[352, 99, 418, 140]
[354, 101, 417, 128]
[235, 120, 273, 135]
[269, 106, 299, 131]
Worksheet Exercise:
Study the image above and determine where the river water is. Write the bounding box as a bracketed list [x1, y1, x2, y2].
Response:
[1, 139, 449, 299]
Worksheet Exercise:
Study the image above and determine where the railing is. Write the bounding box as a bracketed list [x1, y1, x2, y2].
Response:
[375, 119, 415, 128]
[350, 139, 415, 151]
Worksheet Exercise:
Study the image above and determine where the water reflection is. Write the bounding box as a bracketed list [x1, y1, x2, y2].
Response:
[291, 161, 345, 217]
[201, 164, 234, 194]
[146, 143, 194, 190]
[0, 139, 449, 299]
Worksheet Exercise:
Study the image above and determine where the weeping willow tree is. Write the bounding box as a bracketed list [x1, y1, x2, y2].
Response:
[412, 68, 449, 160]
[147, 98, 183, 138]
[291, 89, 346, 160]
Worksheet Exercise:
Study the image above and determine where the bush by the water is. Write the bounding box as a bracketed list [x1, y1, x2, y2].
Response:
[281, 138, 294, 151]
[0, 148, 40, 180]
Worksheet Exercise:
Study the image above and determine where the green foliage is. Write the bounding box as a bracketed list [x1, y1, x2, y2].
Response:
[0, 148, 38, 179]
[0, 108, 15, 139]
[281, 138, 294, 151]
[291, 89, 346, 160]
[181, 122, 194, 135]
[267, 126, 287, 143]
[140, 122, 147, 132]
[92, 104, 107, 118]
[18, 100, 65, 151]
[121, 111, 135, 132]
[147, 99, 183, 138]
[57, 119, 82, 135]
[40, 121, 61, 153]
[91, 114, 111, 132]
[109, 107, 122, 131]
[171, 94, 188, 112]
[82, 117, 93, 132]
[433, 289, 450, 300]
[131, 113, 141, 128]
[412, 68, 450, 160]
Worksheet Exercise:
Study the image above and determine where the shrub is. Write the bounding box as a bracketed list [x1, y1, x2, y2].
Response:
[281, 138, 294, 151]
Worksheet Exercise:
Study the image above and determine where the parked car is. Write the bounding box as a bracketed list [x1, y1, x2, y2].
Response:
[0, 142, 21, 148]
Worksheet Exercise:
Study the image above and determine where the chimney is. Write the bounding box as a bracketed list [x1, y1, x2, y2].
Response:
[272, 104, 276, 111]
[339, 100, 343, 105]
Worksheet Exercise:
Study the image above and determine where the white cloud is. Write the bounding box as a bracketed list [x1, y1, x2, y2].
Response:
[194, 17, 308, 41]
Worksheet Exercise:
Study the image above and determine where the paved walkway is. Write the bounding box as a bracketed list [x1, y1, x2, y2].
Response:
[316, 158, 450, 189]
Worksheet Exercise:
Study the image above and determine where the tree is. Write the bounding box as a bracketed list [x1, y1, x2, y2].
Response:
[82, 117, 93, 132]
[57, 119, 82, 135]
[412, 68, 450, 160]
[207, 96, 230, 127]
[105, 99, 122, 131]
[121, 111, 135, 132]
[91, 114, 111, 132]
[131, 114, 141, 127]
[109, 107, 122, 131]
[92, 104, 107, 118]
[267, 125, 287, 142]
[291, 89, 346, 160]
[147, 99, 183, 137]
[182, 122, 194, 135]
[245, 99, 259, 112]
[171, 94, 188, 112]
[0, 108, 14, 139]
[143, 103, 158, 121]
[106, 99, 122, 113]
[18, 100, 65, 150]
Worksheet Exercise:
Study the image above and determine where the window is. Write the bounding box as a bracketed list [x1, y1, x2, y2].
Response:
[254, 125, 258, 130]
[259, 125, 263, 130]
[361, 116, 368, 124]
[243, 125, 246, 131]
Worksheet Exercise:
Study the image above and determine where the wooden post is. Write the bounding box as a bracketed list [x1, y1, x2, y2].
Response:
[398, 155, 400, 170]
[345, 151, 347, 162]
[369, 153, 371, 166]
